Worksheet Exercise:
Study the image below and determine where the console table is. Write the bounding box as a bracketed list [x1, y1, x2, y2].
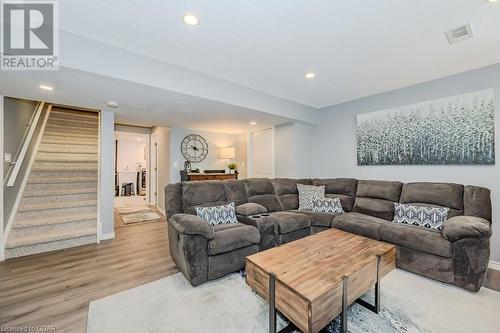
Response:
[186, 172, 237, 181]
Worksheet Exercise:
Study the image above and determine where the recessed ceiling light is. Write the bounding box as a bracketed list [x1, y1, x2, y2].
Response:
[106, 101, 119, 108]
[485, 0, 498, 3]
[39, 85, 53, 91]
[249, 122, 257, 125]
[183, 14, 199, 26]
[305, 72, 315, 79]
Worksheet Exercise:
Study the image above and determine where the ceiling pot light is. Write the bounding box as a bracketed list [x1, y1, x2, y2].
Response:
[485, 0, 498, 3]
[39, 85, 53, 91]
[106, 101, 119, 108]
[183, 14, 199, 26]
[249, 122, 257, 125]
[305, 72, 315, 79]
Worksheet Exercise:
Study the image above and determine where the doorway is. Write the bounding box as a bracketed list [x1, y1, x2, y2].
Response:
[114, 131, 150, 208]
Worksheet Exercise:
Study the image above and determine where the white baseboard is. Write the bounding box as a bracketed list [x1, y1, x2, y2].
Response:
[489, 260, 500, 271]
[101, 232, 115, 241]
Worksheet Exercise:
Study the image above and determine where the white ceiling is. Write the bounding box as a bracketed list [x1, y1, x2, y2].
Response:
[59, 0, 500, 108]
[0, 67, 292, 134]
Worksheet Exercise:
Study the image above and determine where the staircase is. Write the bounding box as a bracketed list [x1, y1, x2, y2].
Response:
[5, 107, 99, 259]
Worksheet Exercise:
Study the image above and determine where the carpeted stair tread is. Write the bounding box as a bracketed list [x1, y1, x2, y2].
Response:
[16, 205, 98, 221]
[20, 192, 97, 207]
[43, 131, 98, 139]
[23, 187, 97, 197]
[38, 143, 98, 153]
[32, 161, 98, 172]
[14, 212, 97, 228]
[26, 180, 97, 190]
[28, 175, 97, 184]
[36, 152, 98, 162]
[47, 118, 98, 128]
[18, 199, 97, 212]
[5, 226, 97, 249]
[41, 136, 98, 145]
[7, 220, 97, 246]
[45, 124, 98, 134]
[5, 235, 97, 259]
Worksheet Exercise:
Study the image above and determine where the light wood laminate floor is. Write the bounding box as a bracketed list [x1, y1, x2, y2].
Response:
[0, 210, 178, 333]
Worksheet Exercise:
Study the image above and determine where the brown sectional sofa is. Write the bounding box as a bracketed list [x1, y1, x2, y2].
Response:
[165, 178, 492, 291]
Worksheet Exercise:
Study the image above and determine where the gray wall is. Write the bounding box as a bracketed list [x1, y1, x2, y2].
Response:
[3, 98, 41, 228]
[313, 63, 500, 262]
[169, 127, 243, 183]
[100, 110, 115, 237]
[3, 98, 38, 176]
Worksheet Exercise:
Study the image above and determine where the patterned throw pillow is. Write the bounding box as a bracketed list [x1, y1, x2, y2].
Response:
[297, 184, 325, 211]
[195, 202, 238, 226]
[312, 197, 344, 214]
[393, 203, 449, 231]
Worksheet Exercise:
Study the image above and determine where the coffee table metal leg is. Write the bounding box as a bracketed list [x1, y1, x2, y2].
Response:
[269, 273, 277, 333]
[354, 255, 381, 314]
[342, 275, 348, 333]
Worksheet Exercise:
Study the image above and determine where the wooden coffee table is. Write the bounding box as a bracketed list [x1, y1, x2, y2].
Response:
[245, 228, 396, 333]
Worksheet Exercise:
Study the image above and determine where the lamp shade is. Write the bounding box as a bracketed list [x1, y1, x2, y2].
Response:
[219, 147, 235, 159]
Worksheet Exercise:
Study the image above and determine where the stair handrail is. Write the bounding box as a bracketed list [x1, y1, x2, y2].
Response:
[5, 101, 46, 187]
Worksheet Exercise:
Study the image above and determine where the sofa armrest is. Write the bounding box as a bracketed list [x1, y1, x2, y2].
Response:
[442, 216, 492, 242]
[235, 203, 267, 216]
[168, 213, 215, 240]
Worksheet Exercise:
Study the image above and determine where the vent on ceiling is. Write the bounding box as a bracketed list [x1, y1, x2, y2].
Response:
[445, 23, 473, 44]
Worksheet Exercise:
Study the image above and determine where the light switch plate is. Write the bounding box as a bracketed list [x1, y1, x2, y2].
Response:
[4, 153, 12, 163]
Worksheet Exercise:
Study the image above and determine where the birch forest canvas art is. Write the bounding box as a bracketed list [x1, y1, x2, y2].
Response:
[356, 89, 495, 165]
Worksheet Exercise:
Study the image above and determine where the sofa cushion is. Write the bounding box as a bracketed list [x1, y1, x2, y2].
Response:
[313, 178, 358, 211]
[273, 178, 312, 210]
[244, 178, 276, 196]
[332, 212, 388, 240]
[464, 185, 492, 222]
[297, 184, 325, 211]
[288, 210, 339, 227]
[235, 203, 267, 216]
[269, 211, 311, 234]
[209, 223, 260, 255]
[182, 181, 227, 215]
[223, 180, 248, 206]
[393, 203, 448, 231]
[380, 223, 452, 258]
[353, 180, 403, 221]
[249, 194, 283, 212]
[195, 202, 238, 226]
[400, 182, 464, 211]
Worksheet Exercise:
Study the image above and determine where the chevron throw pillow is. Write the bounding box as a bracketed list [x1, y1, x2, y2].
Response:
[195, 202, 238, 226]
[297, 184, 325, 211]
[393, 203, 449, 231]
[311, 197, 344, 213]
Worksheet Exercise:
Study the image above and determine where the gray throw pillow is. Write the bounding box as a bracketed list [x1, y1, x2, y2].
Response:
[393, 203, 448, 231]
[195, 202, 238, 226]
[297, 184, 325, 211]
[312, 197, 344, 213]
[235, 203, 267, 216]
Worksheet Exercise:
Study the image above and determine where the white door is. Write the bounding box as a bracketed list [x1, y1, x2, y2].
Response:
[150, 133, 158, 206]
[251, 128, 274, 178]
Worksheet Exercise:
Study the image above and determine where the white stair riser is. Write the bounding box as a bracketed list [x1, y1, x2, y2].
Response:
[5, 235, 97, 259]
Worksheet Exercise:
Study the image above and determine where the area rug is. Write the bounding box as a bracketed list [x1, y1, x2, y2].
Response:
[117, 206, 163, 224]
[87, 269, 500, 333]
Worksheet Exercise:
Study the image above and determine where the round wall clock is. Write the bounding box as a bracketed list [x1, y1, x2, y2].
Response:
[181, 134, 209, 163]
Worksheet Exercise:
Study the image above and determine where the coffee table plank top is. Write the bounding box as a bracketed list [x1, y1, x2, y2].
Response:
[246, 228, 396, 303]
